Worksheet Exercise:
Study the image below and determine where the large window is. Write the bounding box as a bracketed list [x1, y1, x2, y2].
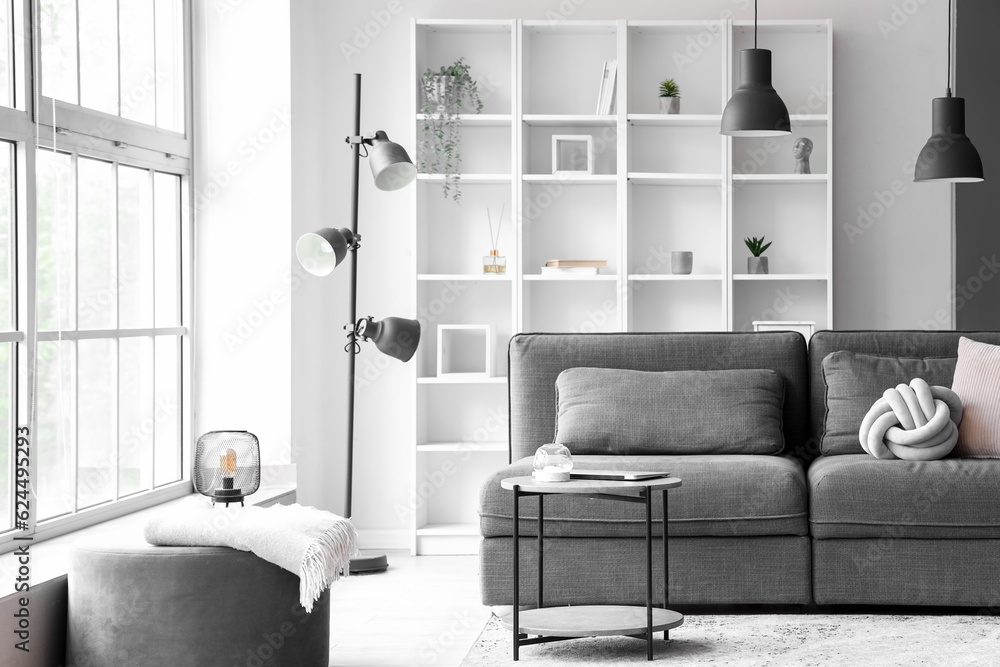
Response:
[0, 0, 191, 546]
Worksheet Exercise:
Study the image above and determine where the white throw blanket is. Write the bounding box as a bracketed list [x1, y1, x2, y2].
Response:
[144, 499, 359, 612]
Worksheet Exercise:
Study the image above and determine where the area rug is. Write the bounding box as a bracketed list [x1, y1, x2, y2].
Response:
[462, 613, 1000, 665]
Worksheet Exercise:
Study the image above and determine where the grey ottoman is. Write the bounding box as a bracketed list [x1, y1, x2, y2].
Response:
[67, 538, 330, 667]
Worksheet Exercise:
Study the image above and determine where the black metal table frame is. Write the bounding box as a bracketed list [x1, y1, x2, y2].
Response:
[511, 484, 670, 661]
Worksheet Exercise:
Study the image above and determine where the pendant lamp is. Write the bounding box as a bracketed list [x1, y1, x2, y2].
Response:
[721, 0, 791, 137]
[913, 0, 984, 183]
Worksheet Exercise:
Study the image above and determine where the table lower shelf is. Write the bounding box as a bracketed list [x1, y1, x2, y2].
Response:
[500, 605, 683, 638]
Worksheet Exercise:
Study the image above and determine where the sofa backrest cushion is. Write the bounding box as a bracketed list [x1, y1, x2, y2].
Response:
[554, 367, 785, 455]
[509, 332, 808, 462]
[820, 351, 957, 455]
[808, 331, 1000, 455]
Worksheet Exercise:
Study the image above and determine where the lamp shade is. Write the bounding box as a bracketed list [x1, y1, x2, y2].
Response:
[368, 131, 417, 191]
[358, 316, 421, 362]
[295, 227, 356, 276]
[721, 49, 791, 137]
[914, 96, 984, 183]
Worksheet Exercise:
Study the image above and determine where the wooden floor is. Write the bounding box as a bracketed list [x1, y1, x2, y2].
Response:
[328, 551, 492, 666]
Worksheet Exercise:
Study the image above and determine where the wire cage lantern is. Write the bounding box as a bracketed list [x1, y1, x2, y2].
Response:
[194, 431, 261, 507]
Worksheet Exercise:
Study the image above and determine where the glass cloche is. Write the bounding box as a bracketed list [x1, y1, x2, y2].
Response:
[532, 443, 574, 482]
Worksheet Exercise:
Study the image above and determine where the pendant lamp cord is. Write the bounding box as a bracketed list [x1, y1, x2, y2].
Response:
[946, 0, 952, 96]
[754, 0, 758, 48]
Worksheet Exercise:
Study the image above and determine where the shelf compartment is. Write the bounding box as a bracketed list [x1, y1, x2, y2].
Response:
[417, 274, 513, 282]
[417, 174, 512, 184]
[627, 114, 722, 126]
[628, 274, 723, 281]
[732, 21, 829, 115]
[628, 183, 723, 276]
[524, 124, 617, 175]
[732, 279, 829, 333]
[416, 123, 512, 175]
[626, 21, 725, 115]
[521, 181, 617, 275]
[415, 22, 513, 115]
[417, 376, 507, 385]
[416, 113, 512, 126]
[732, 183, 826, 276]
[630, 280, 726, 332]
[522, 114, 617, 127]
[629, 125, 721, 174]
[732, 174, 828, 185]
[417, 442, 508, 452]
[523, 280, 619, 333]
[522, 174, 616, 184]
[628, 173, 721, 186]
[416, 383, 509, 450]
[521, 24, 618, 115]
[733, 274, 828, 281]
[732, 131, 828, 177]
[417, 181, 513, 275]
[523, 274, 617, 281]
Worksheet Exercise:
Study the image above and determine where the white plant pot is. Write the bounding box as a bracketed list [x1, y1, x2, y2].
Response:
[659, 97, 680, 114]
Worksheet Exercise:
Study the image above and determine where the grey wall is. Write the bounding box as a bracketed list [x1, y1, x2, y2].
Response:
[955, 0, 1000, 330]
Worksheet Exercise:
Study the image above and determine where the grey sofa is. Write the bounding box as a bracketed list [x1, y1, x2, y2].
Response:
[478, 330, 1000, 608]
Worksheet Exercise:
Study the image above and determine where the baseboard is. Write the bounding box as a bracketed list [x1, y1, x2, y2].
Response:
[355, 528, 410, 550]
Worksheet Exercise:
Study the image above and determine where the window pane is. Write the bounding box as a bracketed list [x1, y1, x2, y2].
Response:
[118, 166, 153, 329]
[79, 0, 118, 115]
[78, 158, 117, 330]
[37, 341, 75, 521]
[0, 0, 13, 107]
[37, 150, 76, 331]
[78, 338, 116, 508]
[0, 344, 9, 531]
[119, 0, 155, 125]
[154, 0, 184, 132]
[154, 336, 179, 485]
[0, 142, 12, 331]
[154, 172, 180, 326]
[41, 0, 78, 103]
[119, 337, 153, 496]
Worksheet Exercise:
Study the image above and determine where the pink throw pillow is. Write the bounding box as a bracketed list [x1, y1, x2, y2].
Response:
[951, 337, 1000, 458]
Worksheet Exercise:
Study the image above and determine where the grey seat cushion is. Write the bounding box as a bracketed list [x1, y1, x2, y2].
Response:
[809, 454, 1000, 539]
[555, 367, 785, 455]
[479, 454, 808, 538]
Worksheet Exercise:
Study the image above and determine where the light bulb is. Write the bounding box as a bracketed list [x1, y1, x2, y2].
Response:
[220, 448, 237, 490]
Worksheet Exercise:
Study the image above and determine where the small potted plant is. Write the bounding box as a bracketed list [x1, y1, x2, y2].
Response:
[419, 58, 484, 203]
[658, 79, 681, 114]
[745, 236, 772, 275]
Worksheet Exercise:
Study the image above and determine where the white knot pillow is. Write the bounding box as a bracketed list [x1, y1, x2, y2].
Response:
[858, 378, 964, 461]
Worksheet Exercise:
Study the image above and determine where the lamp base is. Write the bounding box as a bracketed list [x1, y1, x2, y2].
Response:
[349, 552, 389, 574]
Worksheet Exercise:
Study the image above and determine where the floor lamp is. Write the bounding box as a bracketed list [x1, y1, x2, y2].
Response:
[296, 73, 420, 574]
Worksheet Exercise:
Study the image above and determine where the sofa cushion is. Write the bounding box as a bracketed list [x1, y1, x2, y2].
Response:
[820, 351, 957, 455]
[554, 367, 785, 455]
[479, 454, 808, 538]
[808, 454, 1000, 539]
[952, 337, 1000, 458]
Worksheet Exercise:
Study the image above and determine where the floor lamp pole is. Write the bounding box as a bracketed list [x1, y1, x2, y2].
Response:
[344, 73, 389, 573]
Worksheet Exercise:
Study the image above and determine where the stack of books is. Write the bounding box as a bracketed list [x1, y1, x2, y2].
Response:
[541, 259, 608, 276]
[595, 61, 618, 115]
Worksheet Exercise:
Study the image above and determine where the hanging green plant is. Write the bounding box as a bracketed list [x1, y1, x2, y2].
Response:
[418, 58, 484, 204]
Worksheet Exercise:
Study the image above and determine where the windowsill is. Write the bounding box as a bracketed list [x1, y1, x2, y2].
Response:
[0, 484, 296, 599]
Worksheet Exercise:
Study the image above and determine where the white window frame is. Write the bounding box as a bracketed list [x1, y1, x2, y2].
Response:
[0, 0, 194, 552]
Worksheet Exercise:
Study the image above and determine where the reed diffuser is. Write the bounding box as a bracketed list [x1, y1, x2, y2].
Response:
[483, 204, 506, 275]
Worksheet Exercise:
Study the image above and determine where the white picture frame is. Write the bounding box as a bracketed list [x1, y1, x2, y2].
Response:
[552, 135, 594, 175]
[437, 324, 492, 378]
[753, 320, 816, 343]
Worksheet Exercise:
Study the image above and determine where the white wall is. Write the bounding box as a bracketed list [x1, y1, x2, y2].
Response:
[285, 0, 953, 533]
[193, 1, 293, 472]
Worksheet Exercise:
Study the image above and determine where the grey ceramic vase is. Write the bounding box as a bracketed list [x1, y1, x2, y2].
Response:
[671, 251, 693, 275]
[659, 97, 680, 114]
[748, 257, 769, 275]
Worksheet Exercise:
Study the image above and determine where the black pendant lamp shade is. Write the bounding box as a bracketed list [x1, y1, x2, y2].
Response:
[914, 97, 984, 182]
[721, 48, 791, 137]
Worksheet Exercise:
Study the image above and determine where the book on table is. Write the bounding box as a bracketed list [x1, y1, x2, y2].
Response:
[540, 266, 601, 275]
[545, 259, 607, 268]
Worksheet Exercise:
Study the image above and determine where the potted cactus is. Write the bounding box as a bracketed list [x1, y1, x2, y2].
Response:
[419, 58, 484, 203]
[745, 236, 772, 274]
[658, 78, 681, 114]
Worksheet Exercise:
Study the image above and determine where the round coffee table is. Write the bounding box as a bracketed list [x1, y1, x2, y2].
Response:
[499, 475, 683, 661]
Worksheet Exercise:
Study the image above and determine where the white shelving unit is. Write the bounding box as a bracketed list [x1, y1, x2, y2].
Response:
[410, 18, 832, 554]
